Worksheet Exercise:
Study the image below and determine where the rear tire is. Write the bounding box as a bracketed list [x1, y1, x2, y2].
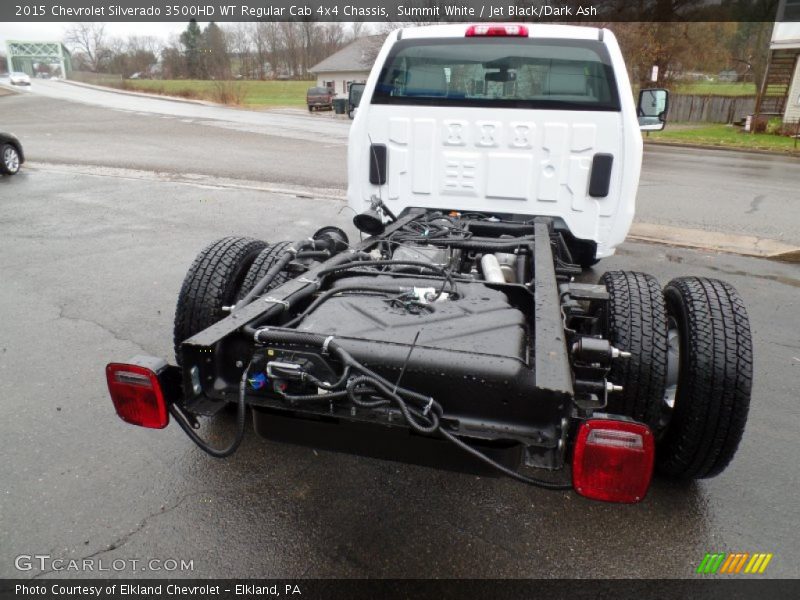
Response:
[656, 277, 752, 479]
[173, 237, 267, 364]
[599, 271, 669, 427]
[237, 241, 294, 301]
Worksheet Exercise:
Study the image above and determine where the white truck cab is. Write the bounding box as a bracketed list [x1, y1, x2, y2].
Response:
[347, 24, 668, 265]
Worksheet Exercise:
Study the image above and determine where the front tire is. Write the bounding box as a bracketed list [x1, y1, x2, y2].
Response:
[173, 237, 267, 363]
[656, 277, 752, 479]
[1, 143, 20, 175]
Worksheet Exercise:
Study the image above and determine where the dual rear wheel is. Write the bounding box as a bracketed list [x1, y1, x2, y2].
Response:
[172, 241, 753, 480]
[600, 271, 753, 479]
[173, 237, 292, 365]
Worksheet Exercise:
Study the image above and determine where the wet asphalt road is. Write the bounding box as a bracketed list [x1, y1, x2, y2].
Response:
[3, 81, 800, 245]
[1, 165, 799, 579]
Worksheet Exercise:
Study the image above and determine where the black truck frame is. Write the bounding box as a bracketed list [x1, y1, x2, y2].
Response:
[108, 207, 753, 503]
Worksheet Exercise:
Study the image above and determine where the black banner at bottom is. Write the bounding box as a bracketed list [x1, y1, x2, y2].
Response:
[2, 579, 800, 600]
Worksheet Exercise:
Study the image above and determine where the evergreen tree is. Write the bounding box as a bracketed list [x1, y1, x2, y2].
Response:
[180, 19, 202, 78]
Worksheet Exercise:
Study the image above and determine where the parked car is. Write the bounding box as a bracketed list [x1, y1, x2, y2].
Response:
[9, 72, 31, 86]
[0, 132, 24, 176]
[306, 86, 334, 112]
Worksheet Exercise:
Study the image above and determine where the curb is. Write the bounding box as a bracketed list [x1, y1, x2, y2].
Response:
[0, 82, 21, 95]
[59, 79, 305, 114]
[25, 162, 800, 263]
[60, 79, 219, 107]
[628, 223, 800, 263]
[644, 139, 800, 158]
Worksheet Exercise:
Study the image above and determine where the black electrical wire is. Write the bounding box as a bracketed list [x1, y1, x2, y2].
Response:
[169, 359, 251, 458]
[281, 284, 414, 329]
[317, 260, 458, 299]
[233, 243, 301, 311]
[346, 375, 440, 434]
[438, 429, 571, 489]
[252, 329, 571, 490]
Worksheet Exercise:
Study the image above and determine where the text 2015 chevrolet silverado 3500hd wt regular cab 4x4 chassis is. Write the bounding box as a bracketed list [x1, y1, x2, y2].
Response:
[106, 24, 752, 504]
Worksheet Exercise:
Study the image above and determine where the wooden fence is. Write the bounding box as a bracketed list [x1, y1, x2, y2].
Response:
[667, 94, 756, 124]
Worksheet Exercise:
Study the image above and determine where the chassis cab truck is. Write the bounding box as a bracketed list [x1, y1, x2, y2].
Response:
[106, 25, 752, 503]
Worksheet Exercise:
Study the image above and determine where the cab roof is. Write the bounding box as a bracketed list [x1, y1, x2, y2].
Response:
[395, 23, 604, 41]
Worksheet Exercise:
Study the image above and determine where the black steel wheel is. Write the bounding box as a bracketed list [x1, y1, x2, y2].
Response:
[599, 271, 669, 427]
[1, 143, 20, 175]
[237, 241, 294, 301]
[173, 236, 267, 363]
[656, 277, 752, 479]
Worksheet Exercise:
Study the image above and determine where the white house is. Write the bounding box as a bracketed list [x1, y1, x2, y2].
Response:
[759, 0, 800, 123]
[309, 35, 383, 98]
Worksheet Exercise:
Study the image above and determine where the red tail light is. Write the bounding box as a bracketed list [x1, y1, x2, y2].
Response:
[572, 419, 654, 503]
[106, 363, 168, 429]
[465, 25, 529, 37]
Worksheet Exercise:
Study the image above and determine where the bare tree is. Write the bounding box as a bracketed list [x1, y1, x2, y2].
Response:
[251, 22, 270, 79]
[224, 23, 252, 78]
[202, 22, 230, 79]
[280, 22, 302, 77]
[349, 22, 367, 41]
[64, 22, 109, 72]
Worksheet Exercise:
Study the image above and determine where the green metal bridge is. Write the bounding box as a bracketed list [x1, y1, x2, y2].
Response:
[6, 41, 72, 78]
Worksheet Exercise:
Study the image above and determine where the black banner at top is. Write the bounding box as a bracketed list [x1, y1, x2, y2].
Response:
[2, 0, 798, 22]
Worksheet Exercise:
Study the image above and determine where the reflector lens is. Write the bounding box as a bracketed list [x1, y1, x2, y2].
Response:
[572, 419, 654, 503]
[106, 363, 168, 429]
[465, 25, 529, 37]
[586, 428, 644, 450]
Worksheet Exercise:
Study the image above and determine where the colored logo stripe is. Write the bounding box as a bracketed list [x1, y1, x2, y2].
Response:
[697, 552, 773, 574]
[697, 553, 726, 574]
[745, 553, 774, 574]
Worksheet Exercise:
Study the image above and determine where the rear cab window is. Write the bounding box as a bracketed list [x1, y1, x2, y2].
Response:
[372, 38, 621, 111]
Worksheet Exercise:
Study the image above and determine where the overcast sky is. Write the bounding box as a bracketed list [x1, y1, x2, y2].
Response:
[0, 22, 190, 50]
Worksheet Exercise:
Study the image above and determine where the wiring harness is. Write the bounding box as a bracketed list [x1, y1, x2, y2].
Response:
[253, 328, 571, 491]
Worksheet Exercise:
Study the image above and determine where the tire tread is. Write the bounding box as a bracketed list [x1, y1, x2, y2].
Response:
[600, 271, 669, 426]
[657, 277, 752, 479]
[237, 241, 294, 301]
[173, 236, 266, 363]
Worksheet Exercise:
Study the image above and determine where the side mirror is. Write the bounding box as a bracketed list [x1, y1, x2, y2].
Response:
[348, 83, 365, 120]
[348, 83, 365, 108]
[637, 88, 669, 131]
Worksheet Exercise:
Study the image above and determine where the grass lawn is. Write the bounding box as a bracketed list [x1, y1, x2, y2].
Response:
[647, 123, 800, 154]
[672, 81, 757, 97]
[121, 79, 313, 107]
[110, 78, 757, 108]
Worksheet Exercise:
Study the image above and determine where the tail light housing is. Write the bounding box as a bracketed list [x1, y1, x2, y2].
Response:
[106, 361, 169, 429]
[572, 418, 654, 503]
[466, 25, 529, 37]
